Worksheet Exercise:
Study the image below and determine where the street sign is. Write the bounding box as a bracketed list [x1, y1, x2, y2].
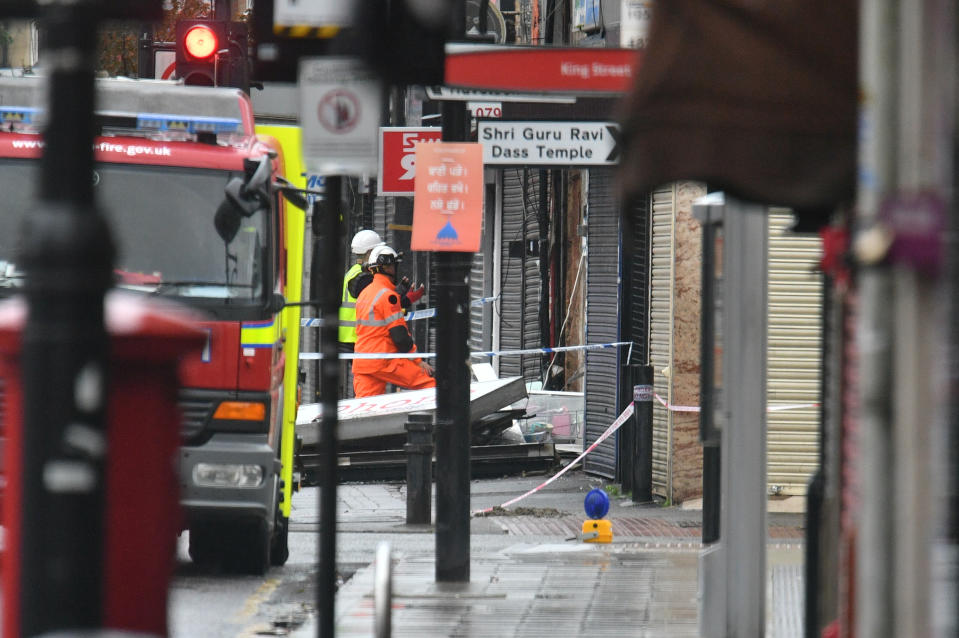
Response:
[378, 127, 443, 196]
[477, 121, 621, 166]
[411, 143, 484, 252]
[620, 0, 653, 49]
[425, 86, 575, 104]
[299, 57, 382, 177]
[468, 102, 502, 118]
[154, 50, 175, 80]
[445, 45, 639, 94]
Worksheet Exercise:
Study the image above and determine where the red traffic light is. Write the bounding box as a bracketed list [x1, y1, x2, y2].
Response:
[175, 19, 250, 92]
[183, 25, 218, 59]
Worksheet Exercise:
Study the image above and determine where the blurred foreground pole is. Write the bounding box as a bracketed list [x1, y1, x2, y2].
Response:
[855, 1, 955, 636]
[693, 196, 722, 546]
[434, 0, 472, 583]
[698, 196, 767, 638]
[853, 5, 897, 634]
[699, 201, 721, 546]
[315, 178, 343, 638]
[18, 4, 114, 634]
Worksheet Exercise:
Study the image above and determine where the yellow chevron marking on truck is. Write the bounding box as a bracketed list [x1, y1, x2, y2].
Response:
[273, 25, 340, 39]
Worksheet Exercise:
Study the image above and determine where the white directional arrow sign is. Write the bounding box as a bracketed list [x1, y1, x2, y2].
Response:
[477, 121, 621, 166]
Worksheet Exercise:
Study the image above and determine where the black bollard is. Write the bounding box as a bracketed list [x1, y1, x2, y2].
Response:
[405, 412, 434, 525]
[631, 365, 654, 503]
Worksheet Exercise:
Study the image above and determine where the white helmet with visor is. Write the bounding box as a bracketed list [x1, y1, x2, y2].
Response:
[366, 245, 400, 269]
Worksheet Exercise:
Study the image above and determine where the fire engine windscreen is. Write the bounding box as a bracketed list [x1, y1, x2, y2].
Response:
[0, 160, 267, 307]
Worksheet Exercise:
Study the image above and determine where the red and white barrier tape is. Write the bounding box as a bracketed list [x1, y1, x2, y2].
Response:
[767, 402, 820, 412]
[653, 393, 700, 413]
[471, 403, 635, 516]
[653, 393, 819, 413]
[470, 394, 819, 516]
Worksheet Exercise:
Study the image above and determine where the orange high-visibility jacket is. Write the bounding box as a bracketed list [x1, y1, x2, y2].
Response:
[353, 272, 420, 374]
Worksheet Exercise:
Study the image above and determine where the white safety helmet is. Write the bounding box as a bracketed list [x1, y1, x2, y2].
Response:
[350, 229, 384, 255]
[366, 244, 400, 269]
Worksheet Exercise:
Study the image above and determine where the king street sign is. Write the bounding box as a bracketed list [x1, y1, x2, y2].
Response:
[477, 121, 621, 166]
[444, 45, 638, 95]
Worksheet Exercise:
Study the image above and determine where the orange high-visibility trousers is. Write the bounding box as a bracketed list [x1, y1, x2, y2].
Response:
[353, 358, 436, 397]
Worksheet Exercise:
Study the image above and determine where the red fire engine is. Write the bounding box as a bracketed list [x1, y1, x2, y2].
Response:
[0, 76, 305, 575]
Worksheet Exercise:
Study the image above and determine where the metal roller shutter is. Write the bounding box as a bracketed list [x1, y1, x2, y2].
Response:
[498, 168, 541, 382]
[616, 192, 652, 487]
[621, 193, 651, 362]
[372, 189, 387, 241]
[767, 210, 823, 495]
[583, 169, 621, 478]
[467, 184, 495, 355]
[648, 184, 676, 497]
[519, 171, 542, 381]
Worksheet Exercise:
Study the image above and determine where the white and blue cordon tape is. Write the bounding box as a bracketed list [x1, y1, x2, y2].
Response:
[299, 341, 633, 360]
[300, 296, 500, 327]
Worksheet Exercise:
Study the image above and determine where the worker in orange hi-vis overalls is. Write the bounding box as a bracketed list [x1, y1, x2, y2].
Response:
[353, 245, 436, 397]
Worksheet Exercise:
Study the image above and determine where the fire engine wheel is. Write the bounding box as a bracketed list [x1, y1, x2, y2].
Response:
[235, 519, 271, 576]
[188, 524, 219, 566]
[271, 514, 290, 566]
[188, 520, 270, 574]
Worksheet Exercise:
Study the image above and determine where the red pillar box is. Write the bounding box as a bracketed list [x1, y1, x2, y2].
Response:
[0, 291, 206, 636]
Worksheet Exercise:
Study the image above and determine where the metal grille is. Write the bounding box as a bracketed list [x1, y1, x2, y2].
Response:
[583, 168, 621, 479]
[467, 183, 494, 355]
[767, 210, 823, 495]
[648, 184, 676, 496]
[622, 191, 651, 362]
[177, 392, 216, 443]
[498, 168, 541, 382]
[519, 171, 543, 381]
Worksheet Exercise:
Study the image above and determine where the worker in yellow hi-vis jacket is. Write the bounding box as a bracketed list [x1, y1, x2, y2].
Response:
[339, 229, 385, 353]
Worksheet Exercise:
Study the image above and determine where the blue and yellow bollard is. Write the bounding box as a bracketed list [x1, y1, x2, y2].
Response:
[582, 488, 613, 543]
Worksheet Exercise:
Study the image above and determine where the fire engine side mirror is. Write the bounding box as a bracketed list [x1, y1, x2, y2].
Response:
[269, 292, 286, 314]
[223, 177, 264, 217]
[274, 180, 310, 210]
[214, 198, 242, 243]
[216, 174, 271, 243]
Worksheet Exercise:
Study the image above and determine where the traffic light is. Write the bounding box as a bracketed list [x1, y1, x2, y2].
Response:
[175, 19, 250, 92]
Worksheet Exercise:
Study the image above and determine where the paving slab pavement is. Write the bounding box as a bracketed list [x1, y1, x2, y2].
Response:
[289, 469, 806, 637]
[334, 544, 702, 637]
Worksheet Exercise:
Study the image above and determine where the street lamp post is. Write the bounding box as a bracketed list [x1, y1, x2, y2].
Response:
[434, 0, 472, 584]
[16, 3, 114, 634]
